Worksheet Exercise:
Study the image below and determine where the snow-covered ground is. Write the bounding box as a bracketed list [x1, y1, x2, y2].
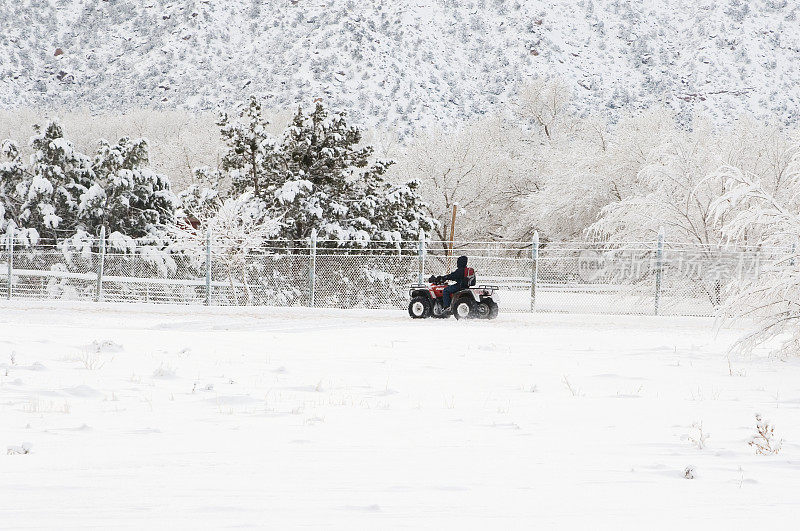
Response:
[2, 301, 799, 528]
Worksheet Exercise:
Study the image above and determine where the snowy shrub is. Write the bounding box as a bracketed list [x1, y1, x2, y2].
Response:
[683, 465, 696, 479]
[23, 398, 70, 414]
[192, 382, 214, 393]
[79, 350, 106, 371]
[88, 340, 123, 354]
[153, 362, 177, 378]
[748, 413, 782, 455]
[686, 421, 710, 450]
[170, 192, 281, 304]
[45, 264, 82, 300]
[6, 442, 32, 455]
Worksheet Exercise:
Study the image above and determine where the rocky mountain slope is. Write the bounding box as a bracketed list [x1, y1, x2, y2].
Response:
[1, 0, 798, 134]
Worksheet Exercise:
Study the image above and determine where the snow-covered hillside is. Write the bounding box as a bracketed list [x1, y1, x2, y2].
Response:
[3, 302, 800, 527]
[1, 0, 799, 134]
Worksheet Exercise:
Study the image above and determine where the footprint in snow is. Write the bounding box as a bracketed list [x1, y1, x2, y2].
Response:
[343, 504, 381, 512]
[128, 428, 162, 435]
[63, 385, 103, 398]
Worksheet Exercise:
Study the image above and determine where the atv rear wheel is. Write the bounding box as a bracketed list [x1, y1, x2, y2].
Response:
[453, 299, 474, 320]
[408, 296, 431, 319]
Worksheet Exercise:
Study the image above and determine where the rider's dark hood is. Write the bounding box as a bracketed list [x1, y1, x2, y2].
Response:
[457, 255, 468, 268]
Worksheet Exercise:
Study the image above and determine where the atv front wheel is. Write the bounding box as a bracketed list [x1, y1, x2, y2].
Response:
[453, 299, 474, 320]
[408, 296, 431, 319]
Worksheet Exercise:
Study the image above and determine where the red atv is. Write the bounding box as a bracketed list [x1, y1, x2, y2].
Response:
[408, 270, 499, 320]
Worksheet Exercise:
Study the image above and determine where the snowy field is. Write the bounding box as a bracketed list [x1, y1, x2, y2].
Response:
[2, 301, 800, 529]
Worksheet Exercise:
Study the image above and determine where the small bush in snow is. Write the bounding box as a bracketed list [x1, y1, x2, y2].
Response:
[687, 421, 710, 450]
[23, 398, 70, 414]
[748, 413, 782, 455]
[683, 465, 696, 479]
[80, 351, 106, 371]
[152, 363, 177, 378]
[7, 442, 33, 455]
[88, 340, 123, 354]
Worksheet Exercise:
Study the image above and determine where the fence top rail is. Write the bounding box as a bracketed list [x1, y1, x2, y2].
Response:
[4, 235, 795, 256]
[7, 248, 794, 260]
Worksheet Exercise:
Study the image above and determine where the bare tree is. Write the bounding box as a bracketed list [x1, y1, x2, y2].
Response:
[514, 77, 572, 140]
[391, 117, 535, 244]
[711, 145, 800, 357]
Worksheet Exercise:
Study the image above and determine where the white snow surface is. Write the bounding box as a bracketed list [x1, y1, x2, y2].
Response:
[2, 301, 800, 528]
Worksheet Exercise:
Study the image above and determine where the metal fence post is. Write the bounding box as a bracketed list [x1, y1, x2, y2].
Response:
[418, 229, 426, 283]
[6, 231, 12, 300]
[531, 231, 539, 312]
[654, 228, 664, 315]
[205, 224, 212, 306]
[309, 229, 317, 307]
[95, 226, 106, 302]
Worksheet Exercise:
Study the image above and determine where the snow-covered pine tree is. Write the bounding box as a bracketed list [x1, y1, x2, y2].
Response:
[81, 136, 178, 240]
[9, 122, 93, 244]
[352, 171, 433, 246]
[0, 140, 26, 235]
[215, 97, 436, 246]
[219, 95, 279, 200]
[2, 122, 180, 250]
[178, 165, 226, 227]
[271, 101, 436, 244]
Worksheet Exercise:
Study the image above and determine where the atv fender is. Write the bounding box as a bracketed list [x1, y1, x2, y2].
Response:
[410, 289, 431, 300]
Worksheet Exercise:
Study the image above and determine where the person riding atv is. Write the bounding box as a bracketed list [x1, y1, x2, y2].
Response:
[430, 255, 472, 314]
[409, 255, 498, 319]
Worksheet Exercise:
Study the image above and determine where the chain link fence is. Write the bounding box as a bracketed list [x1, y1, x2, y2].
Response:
[0, 232, 787, 316]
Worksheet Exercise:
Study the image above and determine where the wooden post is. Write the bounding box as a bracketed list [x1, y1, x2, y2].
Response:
[447, 203, 457, 270]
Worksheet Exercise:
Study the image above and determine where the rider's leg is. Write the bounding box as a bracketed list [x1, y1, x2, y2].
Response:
[442, 285, 458, 311]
